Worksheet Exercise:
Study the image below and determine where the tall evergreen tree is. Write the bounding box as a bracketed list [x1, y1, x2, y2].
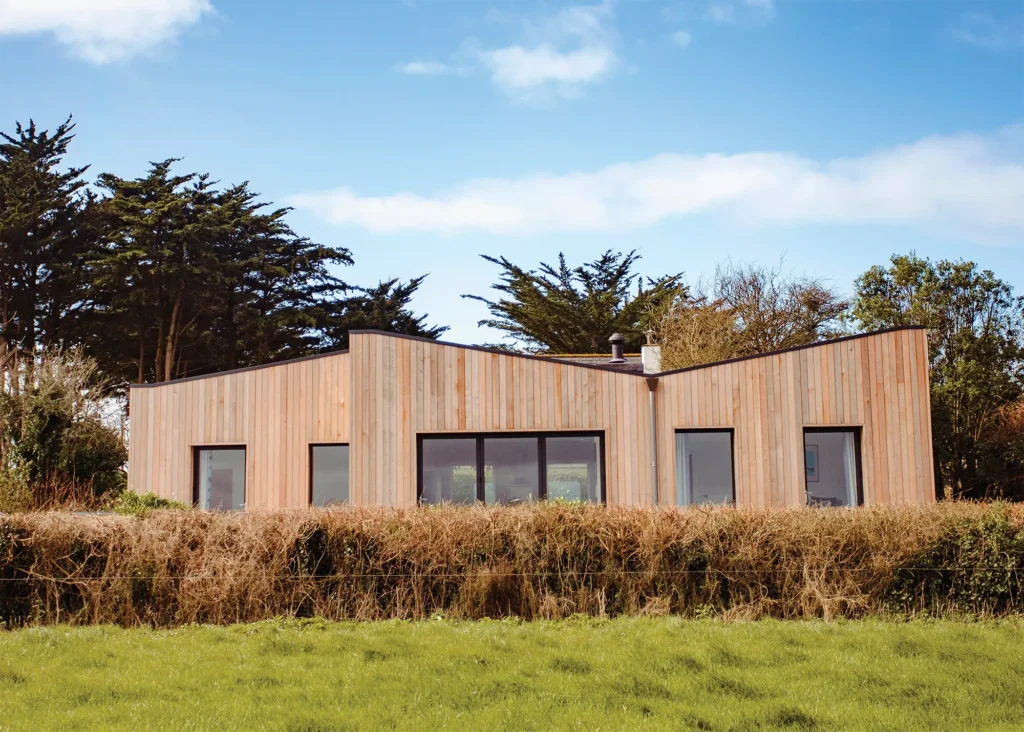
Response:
[323, 275, 448, 350]
[463, 250, 684, 353]
[0, 116, 91, 361]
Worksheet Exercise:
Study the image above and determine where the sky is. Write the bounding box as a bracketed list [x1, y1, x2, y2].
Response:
[0, 0, 1022, 345]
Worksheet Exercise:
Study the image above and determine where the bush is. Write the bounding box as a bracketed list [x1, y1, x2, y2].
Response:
[108, 491, 187, 517]
[1, 502, 1022, 628]
[0, 348, 127, 508]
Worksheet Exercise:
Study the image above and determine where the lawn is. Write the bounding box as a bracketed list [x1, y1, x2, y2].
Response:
[1, 618, 1022, 731]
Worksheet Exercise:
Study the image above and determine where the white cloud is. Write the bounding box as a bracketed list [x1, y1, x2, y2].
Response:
[949, 12, 1024, 52]
[397, 2, 618, 103]
[397, 60, 453, 76]
[477, 44, 615, 91]
[671, 30, 692, 48]
[0, 0, 212, 63]
[704, 4, 736, 25]
[289, 126, 1024, 244]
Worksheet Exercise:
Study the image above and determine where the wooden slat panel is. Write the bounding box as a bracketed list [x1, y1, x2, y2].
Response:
[129, 329, 934, 509]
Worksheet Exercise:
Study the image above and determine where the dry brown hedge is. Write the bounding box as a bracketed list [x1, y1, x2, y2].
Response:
[2, 502, 1022, 627]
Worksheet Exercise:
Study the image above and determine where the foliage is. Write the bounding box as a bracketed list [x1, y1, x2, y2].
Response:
[0, 348, 126, 505]
[0, 116, 446, 389]
[0, 116, 92, 357]
[852, 253, 1024, 499]
[464, 250, 684, 353]
[1, 503, 1021, 628]
[659, 260, 848, 370]
[108, 491, 187, 517]
[1, 619, 1022, 731]
[322, 275, 449, 349]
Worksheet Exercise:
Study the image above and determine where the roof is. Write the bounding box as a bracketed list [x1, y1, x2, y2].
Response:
[548, 354, 645, 374]
[130, 325, 927, 388]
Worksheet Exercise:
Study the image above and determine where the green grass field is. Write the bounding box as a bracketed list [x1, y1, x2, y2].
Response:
[1, 618, 1022, 731]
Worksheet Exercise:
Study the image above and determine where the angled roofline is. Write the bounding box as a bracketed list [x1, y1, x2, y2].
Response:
[346, 330, 644, 375]
[130, 348, 350, 388]
[649, 325, 927, 378]
[130, 325, 926, 389]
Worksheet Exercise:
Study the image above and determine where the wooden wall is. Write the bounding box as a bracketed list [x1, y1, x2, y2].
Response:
[654, 327, 935, 506]
[128, 353, 350, 508]
[128, 327, 933, 509]
[349, 332, 655, 506]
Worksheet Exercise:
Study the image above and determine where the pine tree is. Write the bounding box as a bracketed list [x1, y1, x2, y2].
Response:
[323, 275, 448, 349]
[463, 250, 684, 353]
[0, 116, 91, 360]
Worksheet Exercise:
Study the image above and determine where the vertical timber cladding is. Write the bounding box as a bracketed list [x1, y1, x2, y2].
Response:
[654, 327, 935, 506]
[127, 353, 351, 508]
[348, 332, 655, 507]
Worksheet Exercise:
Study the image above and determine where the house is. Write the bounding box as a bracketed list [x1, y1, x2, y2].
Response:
[127, 326, 935, 509]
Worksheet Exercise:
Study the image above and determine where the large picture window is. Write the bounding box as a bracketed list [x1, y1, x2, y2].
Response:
[193, 446, 246, 510]
[418, 433, 604, 505]
[804, 429, 862, 507]
[675, 430, 735, 506]
[310, 444, 350, 506]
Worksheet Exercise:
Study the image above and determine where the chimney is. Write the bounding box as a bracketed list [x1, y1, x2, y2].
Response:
[608, 333, 626, 363]
[641, 329, 661, 374]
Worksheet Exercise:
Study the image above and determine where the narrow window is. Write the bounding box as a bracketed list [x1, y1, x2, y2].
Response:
[484, 437, 540, 505]
[310, 444, 349, 506]
[675, 430, 734, 506]
[194, 447, 246, 510]
[804, 429, 861, 507]
[420, 438, 478, 505]
[545, 435, 603, 503]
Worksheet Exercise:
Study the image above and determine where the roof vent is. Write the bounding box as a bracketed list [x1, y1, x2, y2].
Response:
[608, 333, 626, 363]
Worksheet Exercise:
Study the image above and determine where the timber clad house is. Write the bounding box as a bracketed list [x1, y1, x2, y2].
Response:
[127, 326, 936, 510]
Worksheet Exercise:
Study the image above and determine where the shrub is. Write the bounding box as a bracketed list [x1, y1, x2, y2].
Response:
[108, 491, 188, 517]
[0, 503, 1021, 628]
[0, 348, 127, 508]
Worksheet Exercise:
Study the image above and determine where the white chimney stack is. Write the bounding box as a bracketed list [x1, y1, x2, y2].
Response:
[641, 330, 661, 374]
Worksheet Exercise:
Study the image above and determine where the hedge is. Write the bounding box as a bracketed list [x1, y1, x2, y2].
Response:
[1, 503, 1022, 626]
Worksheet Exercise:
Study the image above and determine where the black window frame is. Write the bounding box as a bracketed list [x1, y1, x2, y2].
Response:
[673, 428, 737, 506]
[308, 442, 351, 507]
[802, 427, 864, 507]
[416, 431, 607, 505]
[192, 445, 247, 510]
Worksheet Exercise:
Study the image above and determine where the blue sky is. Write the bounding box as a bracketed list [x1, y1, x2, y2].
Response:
[1, 0, 1022, 344]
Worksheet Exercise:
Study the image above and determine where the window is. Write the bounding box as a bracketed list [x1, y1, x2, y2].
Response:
[310, 444, 350, 506]
[194, 447, 245, 510]
[421, 438, 478, 505]
[418, 433, 605, 505]
[804, 429, 862, 507]
[545, 435, 602, 503]
[484, 437, 540, 505]
[675, 430, 734, 506]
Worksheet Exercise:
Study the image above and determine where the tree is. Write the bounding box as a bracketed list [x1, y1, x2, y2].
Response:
[658, 260, 848, 370]
[852, 253, 1024, 499]
[463, 250, 684, 353]
[86, 163, 353, 384]
[323, 275, 448, 350]
[204, 182, 351, 371]
[0, 116, 91, 363]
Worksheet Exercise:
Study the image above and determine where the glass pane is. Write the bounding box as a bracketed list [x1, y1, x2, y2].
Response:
[804, 431, 858, 507]
[484, 437, 539, 505]
[421, 439, 478, 505]
[196, 448, 245, 510]
[311, 445, 349, 506]
[675, 432, 733, 505]
[545, 436, 602, 503]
